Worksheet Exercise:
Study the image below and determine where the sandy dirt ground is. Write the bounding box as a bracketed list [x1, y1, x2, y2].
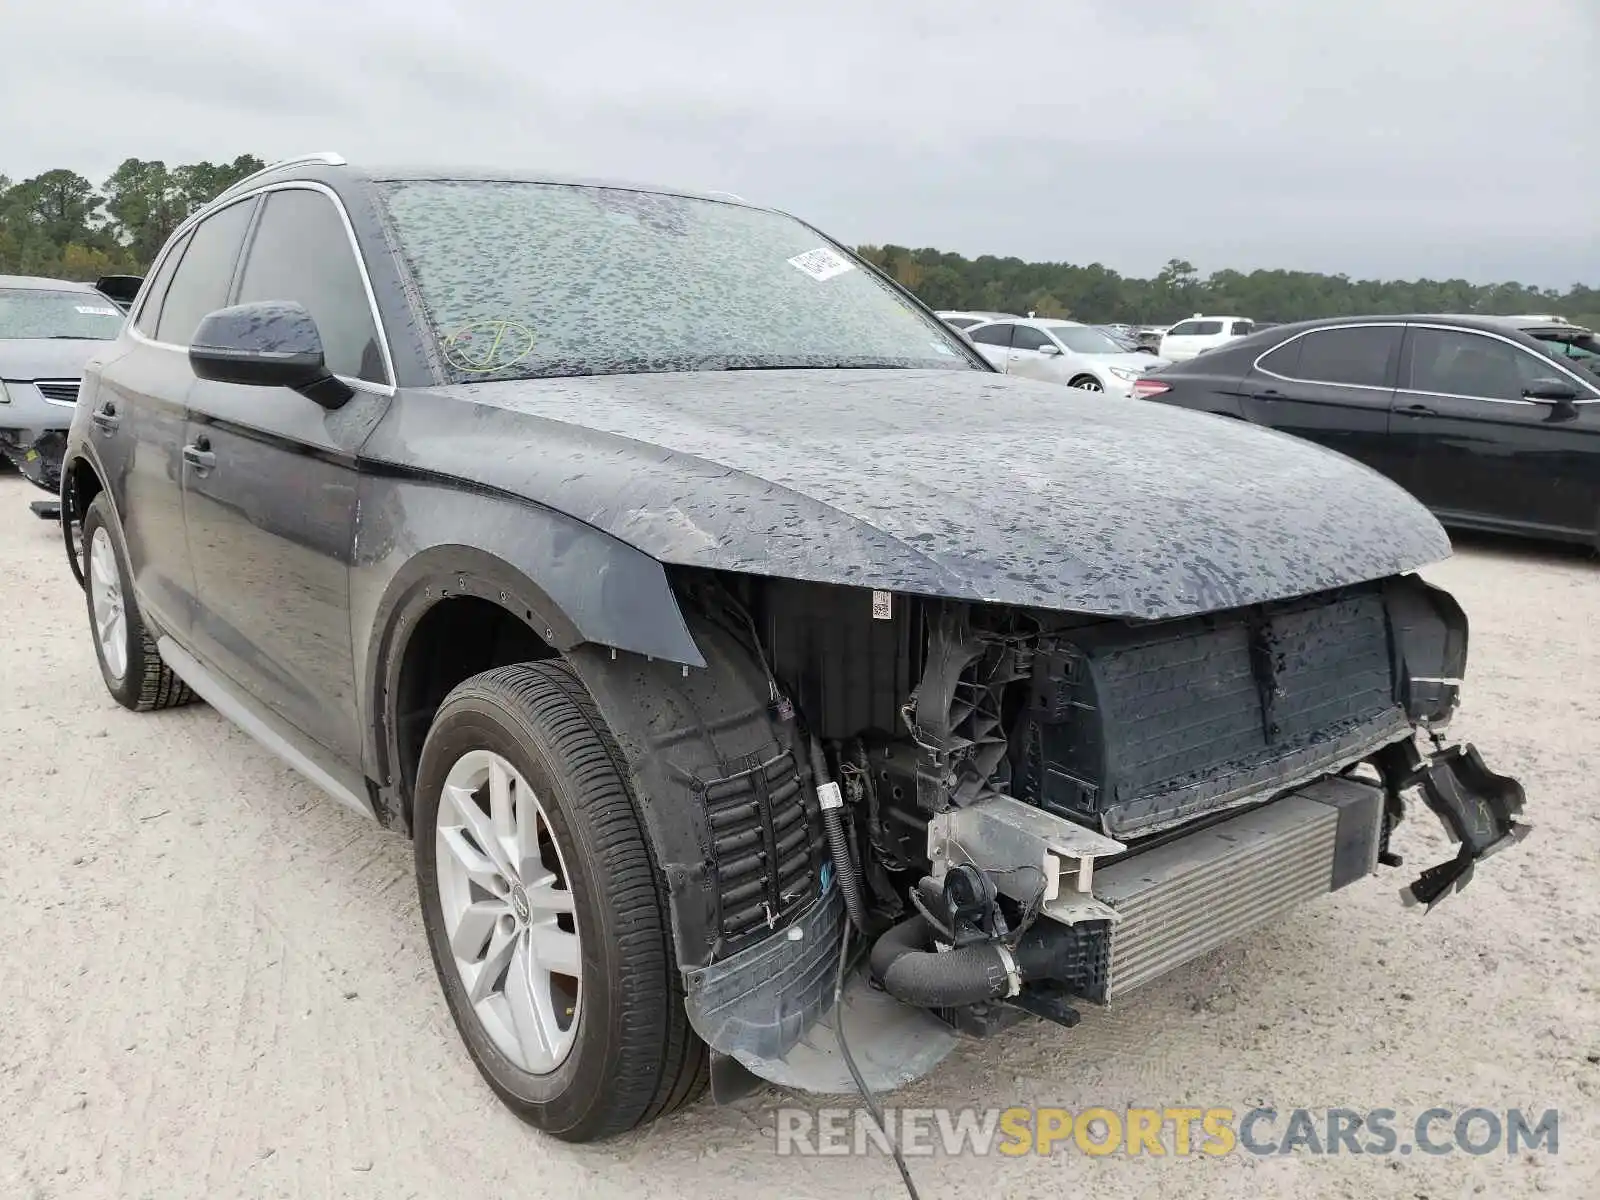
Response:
[0, 469, 1596, 1199]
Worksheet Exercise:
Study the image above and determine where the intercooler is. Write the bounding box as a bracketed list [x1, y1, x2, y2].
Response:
[1080, 776, 1385, 1003]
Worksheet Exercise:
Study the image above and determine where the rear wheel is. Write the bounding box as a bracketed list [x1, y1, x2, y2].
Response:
[80, 493, 195, 712]
[414, 661, 706, 1141]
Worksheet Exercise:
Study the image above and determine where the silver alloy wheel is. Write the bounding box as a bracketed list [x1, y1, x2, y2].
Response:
[1073, 377, 1105, 392]
[89, 527, 128, 680]
[435, 749, 582, 1074]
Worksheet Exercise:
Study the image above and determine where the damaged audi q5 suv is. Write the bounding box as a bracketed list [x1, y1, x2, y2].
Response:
[59, 154, 1530, 1143]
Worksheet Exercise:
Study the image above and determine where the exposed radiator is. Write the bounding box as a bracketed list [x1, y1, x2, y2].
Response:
[1092, 777, 1382, 1001]
[1015, 587, 1406, 838]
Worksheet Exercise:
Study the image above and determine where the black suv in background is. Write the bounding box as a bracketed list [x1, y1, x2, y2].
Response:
[1137, 314, 1600, 547]
[58, 153, 1528, 1144]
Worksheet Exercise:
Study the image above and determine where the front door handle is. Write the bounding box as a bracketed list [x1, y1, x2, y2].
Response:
[1251, 389, 1282, 401]
[90, 402, 119, 433]
[1398, 403, 1436, 417]
[182, 438, 215, 473]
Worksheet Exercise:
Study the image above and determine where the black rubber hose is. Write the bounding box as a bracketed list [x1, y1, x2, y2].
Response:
[871, 913, 1015, 1007]
[811, 737, 869, 933]
[870, 890, 1067, 1009]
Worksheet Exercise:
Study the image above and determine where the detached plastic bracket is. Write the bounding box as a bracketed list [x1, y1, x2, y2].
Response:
[1393, 741, 1531, 910]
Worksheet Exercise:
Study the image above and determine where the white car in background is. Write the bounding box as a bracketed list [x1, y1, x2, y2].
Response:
[935, 309, 1021, 330]
[964, 317, 1169, 397]
[1157, 315, 1256, 362]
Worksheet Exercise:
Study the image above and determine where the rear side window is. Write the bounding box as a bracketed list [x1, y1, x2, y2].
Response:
[155, 198, 256, 345]
[133, 229, 192, 338]
[1288, 326, 1402, 387]
[1257, 335, 1302, 377]
[968, 323, 1015, 348]
[234, 189, 387, 384]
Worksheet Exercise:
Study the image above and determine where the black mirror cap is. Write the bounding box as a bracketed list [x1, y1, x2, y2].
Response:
[188, 301, 353, 408]
[1524, 378, 1580, 402]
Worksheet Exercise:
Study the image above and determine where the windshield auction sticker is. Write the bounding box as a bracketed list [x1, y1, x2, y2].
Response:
[787, 247, 856, 281]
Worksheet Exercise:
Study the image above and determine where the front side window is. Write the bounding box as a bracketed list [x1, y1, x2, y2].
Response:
[1170, 320, 1223, 337]
[1291, 326, 1402, 387]
[1045, 324, 1123, 354]
[235, 189, 387, 384]
[967, 323, 1015, 347]
[0, 289, 124, 341]
[379, 181, 978, 382]
[155, 198, 257, 346]
[1010, 326, 1052, 352]
[1407, 329, 1551, 401]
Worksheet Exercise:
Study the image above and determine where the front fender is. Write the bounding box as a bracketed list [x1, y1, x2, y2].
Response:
[351, 474, 705, 793]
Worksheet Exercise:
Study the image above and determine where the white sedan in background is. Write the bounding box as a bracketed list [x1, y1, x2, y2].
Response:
[935, 309, 1021, 329]
[963, 317, 1169, 397]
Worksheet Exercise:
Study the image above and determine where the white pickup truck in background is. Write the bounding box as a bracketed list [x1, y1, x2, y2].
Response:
[1158, 314, 1256, 361]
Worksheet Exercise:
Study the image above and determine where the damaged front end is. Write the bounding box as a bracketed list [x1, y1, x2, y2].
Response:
[574, 568, 1528, 1099]
[0, 427, 66, 496]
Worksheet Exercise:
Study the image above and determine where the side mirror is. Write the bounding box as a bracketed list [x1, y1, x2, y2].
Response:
[189, 301, 353, 409]
[1523, 378, 1578, 402]
[1523, 378, 1581, 421]
[1037, 343, 1061, 356]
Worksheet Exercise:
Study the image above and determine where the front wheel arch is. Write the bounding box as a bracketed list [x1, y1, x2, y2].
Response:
[62, 454, 106, 587]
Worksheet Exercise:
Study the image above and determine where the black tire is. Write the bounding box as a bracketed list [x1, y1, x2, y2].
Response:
[414, 661, 707, 1142]
[1069, 375, 1104, 391]
[80, 493, 196, 712]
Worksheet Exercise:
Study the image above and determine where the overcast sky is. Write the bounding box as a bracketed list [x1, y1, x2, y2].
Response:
[5, 0, 1596, 287]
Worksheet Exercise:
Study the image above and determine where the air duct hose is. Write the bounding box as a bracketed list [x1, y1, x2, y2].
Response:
[810, 738, 869, 933]
[869, 881, 1062, 1008]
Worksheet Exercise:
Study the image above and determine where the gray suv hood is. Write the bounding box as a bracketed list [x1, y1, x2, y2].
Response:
[0, 337, 105, 380]
[388, 368, 1449, 621]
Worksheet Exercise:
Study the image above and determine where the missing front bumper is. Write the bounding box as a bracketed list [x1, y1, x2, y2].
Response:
[682, 738, 1528, 1096]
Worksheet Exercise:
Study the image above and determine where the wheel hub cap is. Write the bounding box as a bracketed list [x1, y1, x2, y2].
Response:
[510, 885, 531, 925]
[434, 749, 582, 1075]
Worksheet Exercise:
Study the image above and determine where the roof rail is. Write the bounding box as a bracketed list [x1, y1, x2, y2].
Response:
[223, 151, 348, 195]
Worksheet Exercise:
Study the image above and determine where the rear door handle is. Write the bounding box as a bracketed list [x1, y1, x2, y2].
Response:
[1398, 403, 1436, 417]
[1251, 390, 1282, 401]
[90, 402, 119, 433]
[182, 438, 215, 473]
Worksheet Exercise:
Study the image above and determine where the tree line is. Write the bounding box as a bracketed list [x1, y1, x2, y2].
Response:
[0, 156, 264, 282]
[2, 157, 1595, 330]
[857, 247, 1600, 331]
